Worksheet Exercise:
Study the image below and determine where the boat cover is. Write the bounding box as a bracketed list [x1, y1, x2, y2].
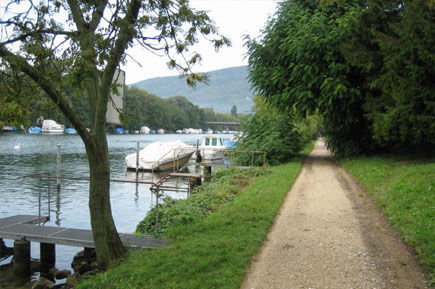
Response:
[125, 141, 195, 170]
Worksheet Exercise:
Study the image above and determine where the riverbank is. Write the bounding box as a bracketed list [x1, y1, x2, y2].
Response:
[341, 154, 434, 285]
[75, 142, 315, 289]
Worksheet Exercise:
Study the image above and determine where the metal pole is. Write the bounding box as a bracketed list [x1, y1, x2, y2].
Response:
[38, 175, 41, 224]
[136, 142, 140, 174]
[56, 144, 61, 191]
[47, 173, 51, 220]
[136, 142, 140, 198]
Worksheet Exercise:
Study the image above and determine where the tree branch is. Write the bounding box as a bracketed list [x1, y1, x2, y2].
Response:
[0, 29, 77, 46]
[66, 0, 86, 31]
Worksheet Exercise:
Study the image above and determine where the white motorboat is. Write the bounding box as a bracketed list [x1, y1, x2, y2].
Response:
[199, 134, 226, 161]
[125, 141, 196, 171]
[41, 120, 65, 134]
[140, 126, 151, 134]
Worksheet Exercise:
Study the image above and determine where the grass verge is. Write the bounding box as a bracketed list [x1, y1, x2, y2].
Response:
[76, 142, 314, 289]
[341, 154, 435, 284]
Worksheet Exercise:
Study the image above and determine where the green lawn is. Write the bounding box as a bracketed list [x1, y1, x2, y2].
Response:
[341, 154, 435, 285]
[77, 143, 315, 289]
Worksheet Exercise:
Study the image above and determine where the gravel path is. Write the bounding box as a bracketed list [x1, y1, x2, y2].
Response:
[241, 139, 429, 289]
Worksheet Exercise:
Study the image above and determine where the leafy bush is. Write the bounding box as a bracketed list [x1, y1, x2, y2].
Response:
[136, 167, 268, 236]
[234, 97, 303, 166]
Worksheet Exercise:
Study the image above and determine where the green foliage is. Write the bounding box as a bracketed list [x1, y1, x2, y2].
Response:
[293, 114, 323, 145]
[235, 97, 303, 165]
[342, 155, 435, 285]
[247, 0, 434, 155]
[347, 0, 435, 151]
[247, 0, 373, 156]
[124, 87, 234, 131]
[136, 167, 268, 236]
[76, 149, 310, 289]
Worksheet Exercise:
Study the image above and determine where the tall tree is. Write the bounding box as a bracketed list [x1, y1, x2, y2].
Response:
[247, 0, 372, 156]
[0, 0, 228, 269]
[344, 0, 435, 151]
[247, 0, 434, 155]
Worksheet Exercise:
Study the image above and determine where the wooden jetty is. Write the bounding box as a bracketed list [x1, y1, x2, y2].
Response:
[0, 215, 169, 276]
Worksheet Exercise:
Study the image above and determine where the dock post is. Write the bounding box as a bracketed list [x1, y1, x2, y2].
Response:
[203, 165, 212, 183]
[40, 243, 56, 273]
[14, 240, 31, 277]
[56, 144, 61, 191]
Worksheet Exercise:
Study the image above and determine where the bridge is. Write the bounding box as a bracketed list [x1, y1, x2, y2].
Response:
[204, 121, 240, 130]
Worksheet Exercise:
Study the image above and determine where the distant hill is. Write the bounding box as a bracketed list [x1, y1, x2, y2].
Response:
[129, 66, 254, 114]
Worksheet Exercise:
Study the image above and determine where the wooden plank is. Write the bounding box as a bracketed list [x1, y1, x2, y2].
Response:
[0, 215, 168, 249]
[169, 172, 202, 178]
[0, 215, 48, 229]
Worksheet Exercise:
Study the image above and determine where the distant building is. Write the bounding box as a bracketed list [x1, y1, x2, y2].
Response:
[106, 69, 125, 125]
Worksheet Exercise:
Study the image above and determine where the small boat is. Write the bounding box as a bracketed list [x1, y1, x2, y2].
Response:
[2, 126, 17, 133]
[28, 126, 42, 134]
[140, 126, 150, 134]
[41, 120, 65, 134]
[114, 128, 124, 134]
[199, 134, 226, 160]
[64, 128, 77, 135]
[125, 141, 196, 171]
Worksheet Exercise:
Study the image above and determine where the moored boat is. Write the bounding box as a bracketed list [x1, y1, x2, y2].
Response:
[199, 134, 226, 160]
[64, 128, 77, 135]
[28, 126, 42, 134]
[125, 141, 196, 171]
[41, 120, 65, 134]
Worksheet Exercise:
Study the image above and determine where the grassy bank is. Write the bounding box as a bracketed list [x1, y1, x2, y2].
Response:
[341, 155, 435, 284]
[77, 143, 314, 289]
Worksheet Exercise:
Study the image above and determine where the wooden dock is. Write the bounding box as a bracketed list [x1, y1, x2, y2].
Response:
[0, 215, 169, 249]
[0, 215, 170, 277]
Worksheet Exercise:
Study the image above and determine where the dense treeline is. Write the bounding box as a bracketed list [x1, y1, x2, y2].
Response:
[124, 87, 203, 131]
[124, 87, 237, 131]
[0, 73, 237, 132]
[246, 0, 434, 156]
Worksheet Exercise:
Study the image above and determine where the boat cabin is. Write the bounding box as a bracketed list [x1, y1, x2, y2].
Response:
[201, 135, 224, 148]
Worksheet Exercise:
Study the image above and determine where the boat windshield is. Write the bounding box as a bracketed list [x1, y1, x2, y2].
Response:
[212, 138, 217, 146]
[205, 138, 210, 146]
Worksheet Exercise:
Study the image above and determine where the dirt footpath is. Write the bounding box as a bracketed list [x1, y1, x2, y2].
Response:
[241, 139, 429, 289]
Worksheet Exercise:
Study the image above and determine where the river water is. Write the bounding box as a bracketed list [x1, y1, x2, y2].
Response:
[0, 133, 216, 286]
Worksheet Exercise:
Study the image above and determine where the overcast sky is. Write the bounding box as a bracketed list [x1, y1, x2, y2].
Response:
[123, 0, 279, 84]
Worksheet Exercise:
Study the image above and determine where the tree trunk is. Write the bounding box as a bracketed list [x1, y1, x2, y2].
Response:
[86, 134, 126, 270]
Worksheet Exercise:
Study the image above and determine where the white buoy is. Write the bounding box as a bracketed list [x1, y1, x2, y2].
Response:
[14, 144, 20, 150]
